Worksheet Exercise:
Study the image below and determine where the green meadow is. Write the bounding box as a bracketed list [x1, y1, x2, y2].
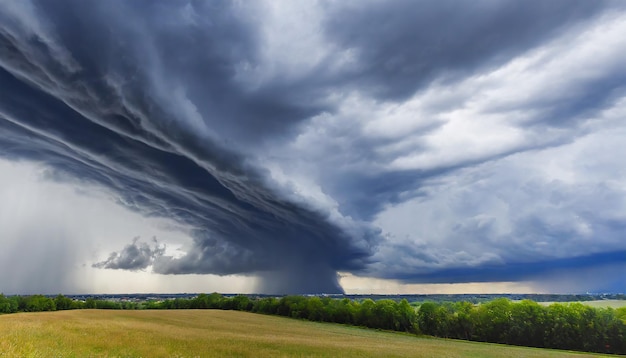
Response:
[537, 300, 626, 309]
[0, 309, 612, 357]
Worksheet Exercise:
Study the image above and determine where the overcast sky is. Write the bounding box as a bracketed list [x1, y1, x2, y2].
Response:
[1, 0, 625, 294]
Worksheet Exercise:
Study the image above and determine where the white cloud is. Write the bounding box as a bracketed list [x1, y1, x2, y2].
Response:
[272, 11, 626, 177]
[235, 0, 357, 88]
[370, 96, 626, 286]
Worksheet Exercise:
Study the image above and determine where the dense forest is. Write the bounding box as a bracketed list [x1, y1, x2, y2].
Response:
[1, 293, 625, 354]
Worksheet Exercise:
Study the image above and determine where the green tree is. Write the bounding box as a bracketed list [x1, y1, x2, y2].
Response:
[355, 299, 375, 328]
[276, 296, 307, 318]
[372, 300, 402, 330]
[54, 294, 74, 310]
[544, 303, 581, 350]
[616, 307, 626, 323]
[306, 297, 325, 321]
[417, 302, 439, 335]
[191, 293, 210, 309]
[508, 300, 545, 347]
[253, 297, 279, 314]
[85, 298, 96, 309]
[473, 298, 512, 343]
[233, 295, 253, 311]
[450, 301, 474, 340]
[25, 295, 56, 312]
[0, 294, 18, 313]
[397, 299, 417, 332]
[332, 298, 355, 324]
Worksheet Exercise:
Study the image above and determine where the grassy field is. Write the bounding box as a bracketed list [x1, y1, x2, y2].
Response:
[535, 300, 626, 309]
[0, 310, 614, 357]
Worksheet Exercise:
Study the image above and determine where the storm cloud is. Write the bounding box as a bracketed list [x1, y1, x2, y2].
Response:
[1, 0, 626, 294]
[93, 237, 165, 271]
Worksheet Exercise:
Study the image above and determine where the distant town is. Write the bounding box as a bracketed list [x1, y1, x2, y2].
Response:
[29, 292, 626, 304]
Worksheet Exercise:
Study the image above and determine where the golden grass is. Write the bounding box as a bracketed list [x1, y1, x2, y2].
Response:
[0, 310, 612, 357]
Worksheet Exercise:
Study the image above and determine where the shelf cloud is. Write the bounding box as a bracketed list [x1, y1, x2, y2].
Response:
[1, 0, 625, 294]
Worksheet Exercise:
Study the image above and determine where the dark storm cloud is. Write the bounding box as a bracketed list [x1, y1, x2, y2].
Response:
[387, 251, 626, 284]
[93, 237, 165, 271]
[0, 0, 376, 294]
[313, 0, 626, 220]
[0, 59, 372, 291]
[2, 0, 626, 293]
[324, 0, 613, 100]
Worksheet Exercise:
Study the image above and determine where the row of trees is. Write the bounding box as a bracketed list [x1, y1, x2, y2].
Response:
[0, 294, 139, 313]
[147, 294, 626, 354]
[2, 293, 625, 354]
[1, 294, 63, 313]
[143, 294, 418, 332]
[417, 299, 626, 354]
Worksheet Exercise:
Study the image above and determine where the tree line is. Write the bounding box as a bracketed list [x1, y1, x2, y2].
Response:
[2, 293, 625, 354]
[0, 294, 140, 312]
[416, 298, 626, 354]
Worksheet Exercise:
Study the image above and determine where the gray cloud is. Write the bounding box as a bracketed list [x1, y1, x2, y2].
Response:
[93, 237, 166, 271]
[2, 0, 626, 294]
[323, 0, 614, 100]
[0, 0, 376, 294]
[367, 131, 626, 291]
